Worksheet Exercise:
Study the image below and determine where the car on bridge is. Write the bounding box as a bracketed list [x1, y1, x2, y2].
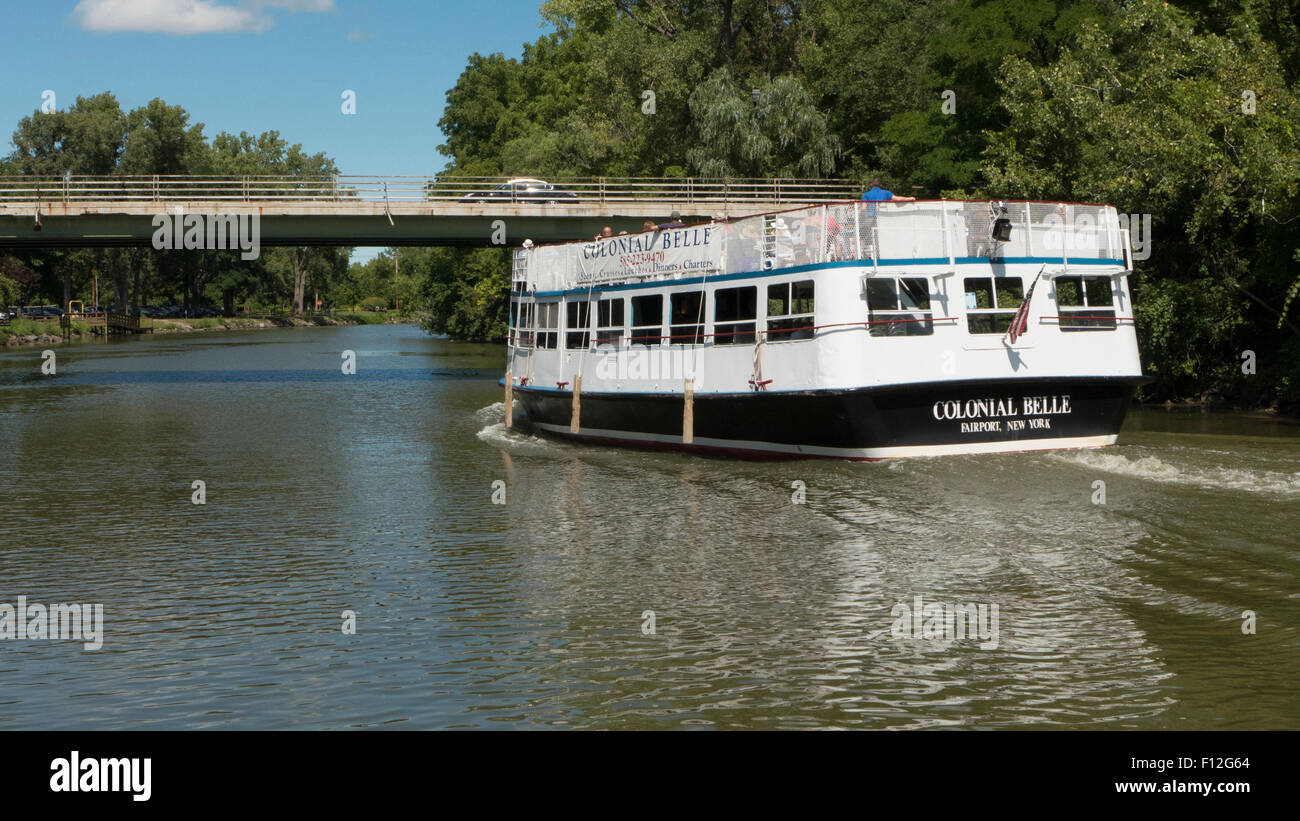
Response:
[458, 178, 579, 204]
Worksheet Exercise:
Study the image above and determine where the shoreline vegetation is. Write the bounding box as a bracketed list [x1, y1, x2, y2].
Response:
[0, 311, 424, 348]
[416, 0, 1299, 417]
[2, 1, 1297, 414]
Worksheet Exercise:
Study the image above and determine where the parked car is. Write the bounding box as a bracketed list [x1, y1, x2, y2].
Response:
[458, 178, 579, 204]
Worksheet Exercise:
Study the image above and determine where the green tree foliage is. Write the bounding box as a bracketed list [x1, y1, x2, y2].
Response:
[4, 95, 351, 316]
[687, 68, 838, 177]
[9, 93, 128, 175]
[426, 0, 1300, 409]
[416, 248, 512, 341]
[981, 0, 1300, 403]
[119, 98, 209, 175]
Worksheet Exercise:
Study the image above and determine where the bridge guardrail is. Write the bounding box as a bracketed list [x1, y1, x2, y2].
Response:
[0, 175, 861, 206]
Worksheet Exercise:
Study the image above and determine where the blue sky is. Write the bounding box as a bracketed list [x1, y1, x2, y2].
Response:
[0, 0, 556, 261]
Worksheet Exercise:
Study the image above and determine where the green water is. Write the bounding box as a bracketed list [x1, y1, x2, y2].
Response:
[0, 324, 1296, 728]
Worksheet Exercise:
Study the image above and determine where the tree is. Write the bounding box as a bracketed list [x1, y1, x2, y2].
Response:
[980, 0, 1300, 402]
[687, 67, 839, 178]
[119, 98, 209, 175]
[417, 248, 511, 341]
[8, 92, 128, 175]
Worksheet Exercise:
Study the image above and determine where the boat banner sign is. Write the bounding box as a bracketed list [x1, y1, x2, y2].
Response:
[574, 226, 721, 285]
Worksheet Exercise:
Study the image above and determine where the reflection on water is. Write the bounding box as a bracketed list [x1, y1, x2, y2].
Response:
[0, 325, 1297, 728]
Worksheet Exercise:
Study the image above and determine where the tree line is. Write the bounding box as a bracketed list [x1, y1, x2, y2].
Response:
[430, 0, 1300, 409]
[2, 0, 1297, 408]
[0, 94, 366, 316]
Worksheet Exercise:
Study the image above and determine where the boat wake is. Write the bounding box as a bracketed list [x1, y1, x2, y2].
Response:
[474, 401, 509, 426]
[1050, 449, 1300, 494]
[474, 403, 556, 453]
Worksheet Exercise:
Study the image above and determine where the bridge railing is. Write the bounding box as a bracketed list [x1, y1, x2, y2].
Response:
[0, 175, 861, 205]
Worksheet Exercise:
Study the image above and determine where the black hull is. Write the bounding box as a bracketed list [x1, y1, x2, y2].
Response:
[511, 376, 1145, 460]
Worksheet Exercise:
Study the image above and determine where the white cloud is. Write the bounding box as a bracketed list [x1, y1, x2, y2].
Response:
[262, 0, 334, 10]
[72, 0, 334, 36]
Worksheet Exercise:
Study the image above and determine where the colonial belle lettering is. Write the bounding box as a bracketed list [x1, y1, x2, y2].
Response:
[581, 226, 714, 260]
[932, 395, 1073, 420]
[577, 226, 721, 284]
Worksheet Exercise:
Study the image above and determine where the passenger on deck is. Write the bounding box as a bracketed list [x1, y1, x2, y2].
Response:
[860, 177, 915, 259]
[660, 210, 685, 229]
[861, 178, 916, 203]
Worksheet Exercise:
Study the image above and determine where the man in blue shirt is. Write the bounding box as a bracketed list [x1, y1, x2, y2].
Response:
[859, 178, 914, 260]
[861, 177, 916, 202]
[658, 210, 686, 228]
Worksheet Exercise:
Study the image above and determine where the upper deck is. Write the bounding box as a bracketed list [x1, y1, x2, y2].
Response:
[515, 200, 1129, 294]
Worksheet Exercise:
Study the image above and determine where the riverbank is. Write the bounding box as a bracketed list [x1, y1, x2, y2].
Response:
[0, 311, 424, 347]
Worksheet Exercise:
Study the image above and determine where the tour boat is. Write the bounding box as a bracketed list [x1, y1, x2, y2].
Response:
[501, 199, 1145, 459]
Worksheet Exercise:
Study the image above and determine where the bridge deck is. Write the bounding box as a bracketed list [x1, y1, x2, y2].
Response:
[0, 175, 860, 248]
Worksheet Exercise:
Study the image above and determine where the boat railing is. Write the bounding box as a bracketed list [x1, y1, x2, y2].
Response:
[520, 200, 1127, 292]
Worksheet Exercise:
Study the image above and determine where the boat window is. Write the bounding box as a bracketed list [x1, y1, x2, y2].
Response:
[714, 286, 757, 344]
[535, 301, 558, 349]
[964, 276, 1023, 334]
[767, 280, 815, 341]
[1054, 275, 1117, 330]
[866, 276, 933, 336]
[630, 294, 663, 346]
[515, 301, 532, 347]
[670, 291, 705, 345]
[565, 300, 589, 349]
[596, 297, 625, 347]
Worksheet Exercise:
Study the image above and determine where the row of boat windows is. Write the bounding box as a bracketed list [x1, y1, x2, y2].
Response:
[511, 274, 1117, 347]
[514, 281, 815, 348]
[866, 274, 1118, 335]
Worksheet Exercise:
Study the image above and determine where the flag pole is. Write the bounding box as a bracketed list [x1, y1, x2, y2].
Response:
[1006, 264, 1048, 345]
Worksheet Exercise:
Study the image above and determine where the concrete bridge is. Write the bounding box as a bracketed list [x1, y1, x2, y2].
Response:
[0, 175, 860, 249]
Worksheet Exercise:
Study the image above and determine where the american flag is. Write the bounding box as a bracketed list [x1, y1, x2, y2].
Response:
[1006, 267, 1045, 345]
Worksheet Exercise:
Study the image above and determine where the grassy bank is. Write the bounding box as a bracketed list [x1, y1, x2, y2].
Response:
[328, 310, 395, 325]
[0, 317, 90, 346]
[151, 317, 276, 332]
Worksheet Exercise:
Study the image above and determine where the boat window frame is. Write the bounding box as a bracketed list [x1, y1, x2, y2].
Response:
[1054, 274, 1117, 331]
[669, 290, 706, 346]
[963, 275, 1023, 335]
[630, 293, 664, 347]
[713, 285, 758, 345]
[766, 279, 815, 342]
[865, 275, 934, 337]
[533, 300, 559, 350]
[595, 296, 625, 348]
[565, 297, 591, 350]
[514, 298, 533, 348]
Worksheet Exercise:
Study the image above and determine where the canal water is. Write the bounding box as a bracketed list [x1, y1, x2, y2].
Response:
[0, 323, 1296, 729]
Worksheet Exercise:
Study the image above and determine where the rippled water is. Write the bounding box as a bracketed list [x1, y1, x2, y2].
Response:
[1, 324, 1297, 729]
